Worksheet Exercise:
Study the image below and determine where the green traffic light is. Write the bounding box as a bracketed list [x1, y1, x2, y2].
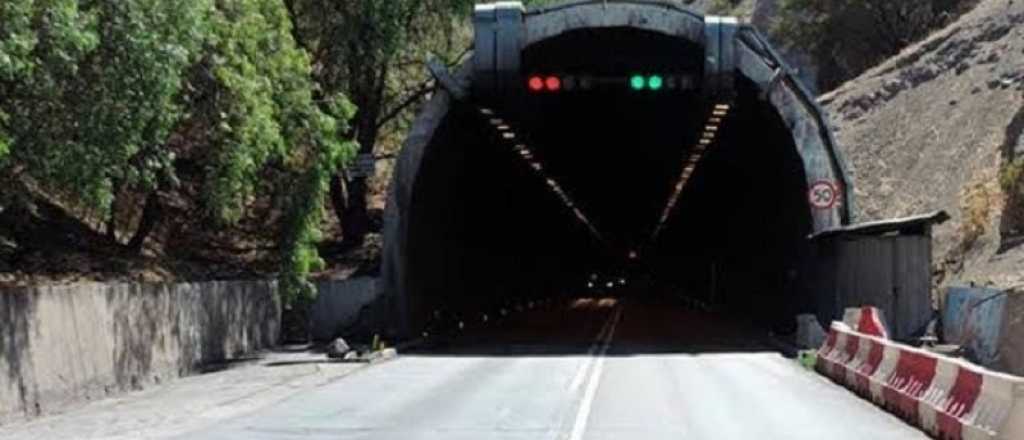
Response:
[630, 75, 646, 90]
[648, 75, 664, 90]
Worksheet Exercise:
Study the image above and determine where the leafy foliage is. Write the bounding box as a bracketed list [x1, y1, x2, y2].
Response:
[281, 0, 475, 250]
[707, 0, 748, 15]
[0, 0, 357, 304]
[197, 0, 356, 303]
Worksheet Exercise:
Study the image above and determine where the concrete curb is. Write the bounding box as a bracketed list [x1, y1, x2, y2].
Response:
[364, 348, 399, 364]
[764, 333, 802, 358]
[393, 337, 429, 352]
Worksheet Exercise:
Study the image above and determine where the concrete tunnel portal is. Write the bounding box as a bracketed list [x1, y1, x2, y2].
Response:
[381, 1, 855, 338]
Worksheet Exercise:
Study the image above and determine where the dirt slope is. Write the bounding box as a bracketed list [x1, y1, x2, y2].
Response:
[821, 0, 1024, 289]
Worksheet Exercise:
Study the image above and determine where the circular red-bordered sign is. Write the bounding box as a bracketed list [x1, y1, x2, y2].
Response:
[809, 181, 839, 210]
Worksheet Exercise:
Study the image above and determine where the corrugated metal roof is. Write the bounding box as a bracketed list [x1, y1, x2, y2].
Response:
[810, 211, 950, 240]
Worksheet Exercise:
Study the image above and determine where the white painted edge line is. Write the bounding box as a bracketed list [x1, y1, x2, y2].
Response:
[569, 306, 623, 440]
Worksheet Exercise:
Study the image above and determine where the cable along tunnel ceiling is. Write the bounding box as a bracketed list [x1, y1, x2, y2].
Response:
[381, 1, 855, 335]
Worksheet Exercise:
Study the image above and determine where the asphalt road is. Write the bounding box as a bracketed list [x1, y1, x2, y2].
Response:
[181, 299, 930, 440]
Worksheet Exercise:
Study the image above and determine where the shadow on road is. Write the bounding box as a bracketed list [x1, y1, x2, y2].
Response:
[405, 299, 785, 358]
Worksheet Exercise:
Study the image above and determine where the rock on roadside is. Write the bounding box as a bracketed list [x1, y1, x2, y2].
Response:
[326, 338, 351, 359]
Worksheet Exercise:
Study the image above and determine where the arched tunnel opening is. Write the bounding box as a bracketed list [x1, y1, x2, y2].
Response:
[402, 27, 817, 336]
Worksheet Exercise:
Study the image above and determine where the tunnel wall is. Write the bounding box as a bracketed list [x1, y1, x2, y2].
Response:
[382, 2, 857, 337]
[381, 84, 457, 336]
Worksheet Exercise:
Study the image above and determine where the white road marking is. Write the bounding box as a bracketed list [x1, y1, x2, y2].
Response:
[568, 306, 622, 440]
[568, 310, 615, 392]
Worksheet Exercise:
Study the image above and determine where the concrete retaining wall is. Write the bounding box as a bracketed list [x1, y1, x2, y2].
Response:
[0, 281, 280, 424]
[942, 286, 1024, 376]
[310, 278, 381, 341]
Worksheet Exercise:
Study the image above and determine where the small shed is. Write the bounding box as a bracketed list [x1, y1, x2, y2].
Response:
[807, 211, 950, 340]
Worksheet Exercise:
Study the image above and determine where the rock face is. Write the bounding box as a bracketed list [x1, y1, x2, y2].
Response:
[820, 0, 1024, 289]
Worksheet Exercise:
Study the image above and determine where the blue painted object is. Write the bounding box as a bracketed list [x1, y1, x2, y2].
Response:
[944, 286, 1007, 367]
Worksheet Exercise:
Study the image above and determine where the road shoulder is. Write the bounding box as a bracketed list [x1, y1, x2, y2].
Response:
[0, 348, 371, 440]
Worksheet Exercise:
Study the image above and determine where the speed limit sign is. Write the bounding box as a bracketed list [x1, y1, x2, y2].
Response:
[809, 181, 839, 210]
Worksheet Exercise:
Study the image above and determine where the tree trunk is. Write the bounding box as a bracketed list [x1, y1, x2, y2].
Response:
[105, 217, 118, 243]
[331, 172, 371, 251]
[329, 173, 348, 231]
[127, 190, 162, 253]
[334, 92, 382, 251]
[105, 178, 123, 244]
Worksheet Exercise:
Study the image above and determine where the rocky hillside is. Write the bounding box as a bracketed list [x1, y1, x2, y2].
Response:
[821, 0, 1024, 289]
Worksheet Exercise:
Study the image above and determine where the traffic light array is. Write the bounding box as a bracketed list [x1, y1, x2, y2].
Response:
[527, 75, 562, 92]
[630, 74, 663, 91]
[526, 74, 691, 93]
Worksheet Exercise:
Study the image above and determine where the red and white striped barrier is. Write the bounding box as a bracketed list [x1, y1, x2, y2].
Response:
[817, 322, 1024, 439]
[842, 306, 890, 339]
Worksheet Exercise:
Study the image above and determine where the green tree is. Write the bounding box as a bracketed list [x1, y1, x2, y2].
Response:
[173, 0, 357, 302]
[1, 0, 357, 304]
[284, 0, 474, 251]
[197, 0, 358, 300]
[0, 0, 207, 248]
[1, 0, 99, 192]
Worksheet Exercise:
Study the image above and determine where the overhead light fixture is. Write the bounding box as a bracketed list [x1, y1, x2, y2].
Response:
[649, 101, 733, 243]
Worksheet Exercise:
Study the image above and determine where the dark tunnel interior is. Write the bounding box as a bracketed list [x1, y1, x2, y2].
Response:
[406, 28, 815, 333]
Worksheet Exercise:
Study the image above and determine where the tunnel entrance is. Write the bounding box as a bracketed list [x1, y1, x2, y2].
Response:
[383, 2, 854, 338]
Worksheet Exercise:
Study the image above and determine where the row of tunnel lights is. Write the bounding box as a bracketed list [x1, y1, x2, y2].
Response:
[479, 107, 606, 244]
[420, 291, 712, 341]
[422, 274, 630, 338]
[476, 100, 733, 252]
[526, 74, 693, 93]
[423, 298, 556, 339]
[420, 276, 628, 339]
[651, 103, 732, 241]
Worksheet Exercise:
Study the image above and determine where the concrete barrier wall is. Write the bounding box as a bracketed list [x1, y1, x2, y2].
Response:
[0, 281, 280, 424]
[818, 323, 1024, 439]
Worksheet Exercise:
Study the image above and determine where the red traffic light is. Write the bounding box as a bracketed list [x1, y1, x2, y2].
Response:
[527, 76, 545, 92]
[544, 76, 561, 92]
[527, 75, 564, 93]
